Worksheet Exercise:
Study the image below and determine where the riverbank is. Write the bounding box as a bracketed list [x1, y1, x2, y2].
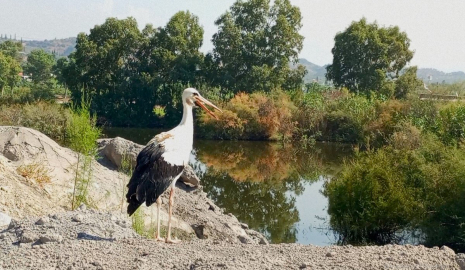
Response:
[1, 126, 465, 269]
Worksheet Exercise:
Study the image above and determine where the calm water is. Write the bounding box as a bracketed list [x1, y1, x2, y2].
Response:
[103, 127, 354, 245]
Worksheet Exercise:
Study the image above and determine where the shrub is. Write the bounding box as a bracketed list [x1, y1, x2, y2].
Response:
[325, 133, 465, 251]
[198, 91, 296, 141]
[320, 94, 376, 144]
[66, 101, 101, 210]
[364, 100, 406, 148]
[0, 102, 69, 142]
[435, 103, 465, 145]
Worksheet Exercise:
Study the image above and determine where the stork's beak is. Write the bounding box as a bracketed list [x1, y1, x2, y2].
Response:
[194, 95, 222, 120]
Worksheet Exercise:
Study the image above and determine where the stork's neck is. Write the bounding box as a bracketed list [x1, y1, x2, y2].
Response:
[179, 102, 194, 128]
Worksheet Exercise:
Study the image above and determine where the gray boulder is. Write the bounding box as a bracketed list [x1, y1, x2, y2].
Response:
[97, 137, 200, 186]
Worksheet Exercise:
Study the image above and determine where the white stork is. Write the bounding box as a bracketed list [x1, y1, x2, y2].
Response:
[126, 88, 221, 243]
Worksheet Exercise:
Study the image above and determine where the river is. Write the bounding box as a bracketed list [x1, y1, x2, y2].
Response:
[103, 127, 354, 245]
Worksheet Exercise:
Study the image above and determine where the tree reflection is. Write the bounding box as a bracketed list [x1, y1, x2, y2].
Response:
[193, 140, 349, 243]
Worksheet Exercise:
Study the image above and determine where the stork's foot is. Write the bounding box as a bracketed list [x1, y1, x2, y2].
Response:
[165, 237, 181, 244]
[154, 236, 165, 242]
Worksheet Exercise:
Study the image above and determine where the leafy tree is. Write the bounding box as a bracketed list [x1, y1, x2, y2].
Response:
[394, 66, 423, 99]
[23, 49, 56, 84]
[211, 0, 305, 94]
[0, 40, 23, 62]
[62, 15, 205, 127]
[148, 11, 205, 124]
[0, 52, 21, 96]
[65, 17, 145, 125]
[326, 18, 414, 95]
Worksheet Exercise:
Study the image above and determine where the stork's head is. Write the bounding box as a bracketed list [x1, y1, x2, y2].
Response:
[183, 88, 222, 119]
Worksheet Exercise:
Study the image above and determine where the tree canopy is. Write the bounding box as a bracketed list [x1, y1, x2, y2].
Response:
[0, 52, 21, 96]
[0, 40, 23, 62]
[326, 18, 414, 95]
[62, 13, 205, 126]
[23, 49, 56, 84]
[210, 0, 305, 94]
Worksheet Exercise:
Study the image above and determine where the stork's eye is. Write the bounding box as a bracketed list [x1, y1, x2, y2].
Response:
[193, 93, 199, 97]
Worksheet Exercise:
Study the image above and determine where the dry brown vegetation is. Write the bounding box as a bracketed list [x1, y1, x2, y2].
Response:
[16, 161, 52, 187]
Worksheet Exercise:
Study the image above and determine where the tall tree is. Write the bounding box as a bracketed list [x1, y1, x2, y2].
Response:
[66, 17, 145, 125]
[211, 0, 305, 94]
[0, 40, 23, 62]
[326, 18, 414, 95]
[148, 11, 205, 123]
[23, 49, 56, 84]
[0, 52, 21, 96]
[62, 15, 205, 127]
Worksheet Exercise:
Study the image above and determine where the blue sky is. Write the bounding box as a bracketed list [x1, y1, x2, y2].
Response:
[1, 0, 465, 72]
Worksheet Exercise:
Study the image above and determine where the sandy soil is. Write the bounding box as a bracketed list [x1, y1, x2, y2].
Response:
[1, 209, 463, 270]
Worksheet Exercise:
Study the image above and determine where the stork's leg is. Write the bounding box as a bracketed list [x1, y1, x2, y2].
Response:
[166, 186, 181, 244]
[154, 197, 164, 241]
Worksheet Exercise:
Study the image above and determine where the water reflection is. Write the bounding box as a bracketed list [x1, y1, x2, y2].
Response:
[102, 128, 354, 244]
[193, 140, 352, 244]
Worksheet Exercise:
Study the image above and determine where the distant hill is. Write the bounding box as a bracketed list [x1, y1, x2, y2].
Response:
[296, 58, 465, 85]
[0, 37, 76, 57]
[295, 58, 327, 83]
[416, 68, 465, 84]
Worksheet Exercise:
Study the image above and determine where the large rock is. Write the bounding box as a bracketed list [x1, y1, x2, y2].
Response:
[0, 127, 266, 244]
[0, 126, 125, 216]
[97, 137, 200, 187]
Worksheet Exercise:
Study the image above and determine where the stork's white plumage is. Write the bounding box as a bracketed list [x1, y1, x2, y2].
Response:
[126, 88, 221, 243]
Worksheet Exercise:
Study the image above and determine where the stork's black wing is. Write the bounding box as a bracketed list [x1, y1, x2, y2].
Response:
[126, 141, 184, 216]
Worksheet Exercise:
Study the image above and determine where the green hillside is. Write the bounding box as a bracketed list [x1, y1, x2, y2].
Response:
[0, 36, 76, 57]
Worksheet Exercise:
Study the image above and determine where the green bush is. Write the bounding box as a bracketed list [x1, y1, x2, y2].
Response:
[323, 111, 364, 142]
[0, 102, 69, 142]
[66, 101, 101, 210]
[325, 132, 465, 251]
[435, 103, 465, 145]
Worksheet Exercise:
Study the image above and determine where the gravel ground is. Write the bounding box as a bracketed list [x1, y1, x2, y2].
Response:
[1, 210, 464, 270]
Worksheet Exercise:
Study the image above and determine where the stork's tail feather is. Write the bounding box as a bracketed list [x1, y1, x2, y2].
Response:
[127, 197, 142, 216]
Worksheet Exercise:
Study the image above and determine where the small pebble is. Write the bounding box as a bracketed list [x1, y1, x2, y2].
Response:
[326, 252, 336, 258]
[79, 204, 87, 211]
[72, 214, 83, 222]
[36, 216, 49, 225]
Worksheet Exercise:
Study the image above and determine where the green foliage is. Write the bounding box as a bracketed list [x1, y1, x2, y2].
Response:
[0, 52, 21, 96]
[119, 153, 133, 213]
[427, 81, 465, 96]
[394, 66, 423, 99]
[325, 132, 465, 251]
[211, 0, 305, 93]
[62, 14, 205, 127]
[66, 101, 101, 210]
[435, 103, 465, 145]
[326, 18, 414, 95]
[0, 40, 23, 62]
[23, 49, 56, 84]
[66, 101, 101, 155]
[131, 208, 145, 236]
[198, 91, 296, 140]
[0, 102, 69, 142]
